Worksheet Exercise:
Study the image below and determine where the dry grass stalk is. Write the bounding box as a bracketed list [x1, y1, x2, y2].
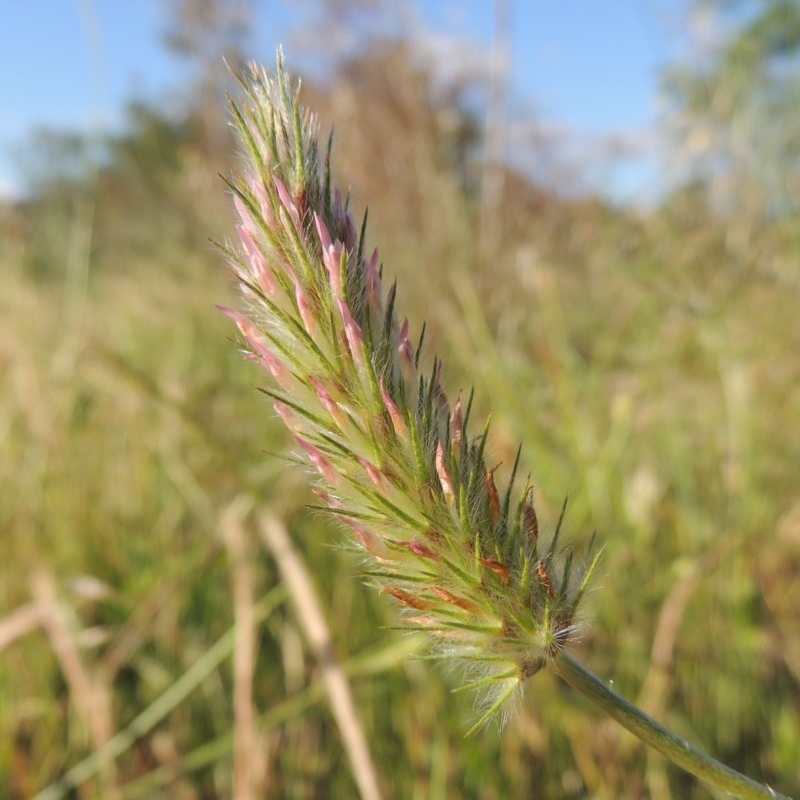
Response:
[220, 499, 266, 800]
[30, 569, 121, 800]
[259, 512, 385, 800]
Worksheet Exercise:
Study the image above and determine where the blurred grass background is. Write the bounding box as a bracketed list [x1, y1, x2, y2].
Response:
[2, 1, 800, 798]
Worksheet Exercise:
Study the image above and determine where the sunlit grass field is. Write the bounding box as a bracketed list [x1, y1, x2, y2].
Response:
[2, 46, 800, 800]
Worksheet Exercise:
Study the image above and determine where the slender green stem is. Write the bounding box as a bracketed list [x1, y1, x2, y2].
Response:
[551, 652, 793, 800]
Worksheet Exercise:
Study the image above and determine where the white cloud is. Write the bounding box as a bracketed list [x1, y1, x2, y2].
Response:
[410, 26, 493, 90]
[0, 173, 19, 201]
[506, 117, 668, 206]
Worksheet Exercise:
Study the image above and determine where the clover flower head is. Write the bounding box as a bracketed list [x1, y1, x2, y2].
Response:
[220, 50, 601, 729]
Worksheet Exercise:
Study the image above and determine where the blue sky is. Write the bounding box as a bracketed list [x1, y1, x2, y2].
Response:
[0, 0, 690, 203]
